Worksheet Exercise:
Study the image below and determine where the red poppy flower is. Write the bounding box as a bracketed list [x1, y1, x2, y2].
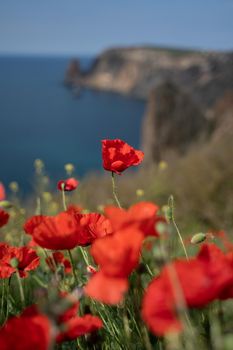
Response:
[220, 252, 233, 299]
[85, 271, 128, 305]
[0, 306, 52, 350]
[46, 252, 72, 274]
[0, 209, 9, 228]
[56, 314, 103, 343]
[0, 243, 15, 279]
[24, 210, 111, 250]
[105, 201, 164, 237]
[142, 243, 233, 336]
[56, 293, 103, 343]
[0, 245, 40, 278]
[142, 275, 182, 336]
[24, 211, 81, 250]
[85, 229, 143, 304]
[102, 139, 144, 174]
[57, 178, 79, 191]
[0, 183, 5, 201]
[90, 229, 143, 278]
[58, 292, 80, 324]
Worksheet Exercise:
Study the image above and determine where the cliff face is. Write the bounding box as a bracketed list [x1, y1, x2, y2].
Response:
[66, 46, 233, 162]
[142, 82, 209, 164]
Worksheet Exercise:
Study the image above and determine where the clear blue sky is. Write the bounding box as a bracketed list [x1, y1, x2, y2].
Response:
[0, 0, 232, 56]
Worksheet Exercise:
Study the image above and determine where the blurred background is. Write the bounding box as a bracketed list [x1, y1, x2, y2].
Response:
[0, 0, 233, 232]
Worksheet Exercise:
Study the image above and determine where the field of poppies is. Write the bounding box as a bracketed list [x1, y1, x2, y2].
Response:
[0, 138, 233, 350]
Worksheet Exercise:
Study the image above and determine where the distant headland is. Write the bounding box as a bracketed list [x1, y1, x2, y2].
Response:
[65, 46, 233, 163]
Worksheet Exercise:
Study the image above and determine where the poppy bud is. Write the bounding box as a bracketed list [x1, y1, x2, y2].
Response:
[191, 233, 207, 244]
[165, 207, 173, 223]
[0, 200, 13, 209]
[57, 178, 79, 192]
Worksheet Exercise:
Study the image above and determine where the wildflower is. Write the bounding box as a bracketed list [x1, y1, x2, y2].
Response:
[85, 229, 143, 304]
[24, 211, 82, 250]
[0, 306, 52, 350]
[105, 201, 164, 237]
[0, 245, 40, 278]
[56, 293, 103, 343]
[142, 243, 233, 336]
[0, 209, 9, 228]
[91, 229, 143, 277]
[0, 243, 15, 278]
[85, 270, 128, 304]
[102, 139, 144, 174]
[24, 210, 111, 250]
[57, 178, 79, 191]
[57, 314, 103, 343]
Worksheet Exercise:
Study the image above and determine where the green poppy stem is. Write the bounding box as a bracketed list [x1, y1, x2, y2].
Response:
[79, 247, 89, 266]
[168, 195, 188, 260]
[16, 272, 25, 308]
[61, 187, 67, 211]
[111, 172, 122, 208]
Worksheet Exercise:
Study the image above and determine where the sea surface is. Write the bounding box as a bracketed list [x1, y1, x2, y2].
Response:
[0, 56, 145, 193]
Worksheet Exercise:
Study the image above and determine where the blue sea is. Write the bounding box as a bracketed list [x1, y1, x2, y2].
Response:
[0, 56, 145, 193]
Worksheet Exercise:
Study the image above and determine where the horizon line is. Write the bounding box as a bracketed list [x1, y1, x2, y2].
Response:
[0, 42, 232, 58]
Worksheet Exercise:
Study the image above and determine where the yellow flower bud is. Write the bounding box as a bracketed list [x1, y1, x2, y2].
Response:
[64, 163, 75, 175]
[159, 161, 168, 171]
[136, 189, 145, 197]
[9, 181, 19, 193]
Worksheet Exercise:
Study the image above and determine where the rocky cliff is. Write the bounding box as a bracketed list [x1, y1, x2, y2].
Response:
[66, 47, 233, 104]
[65, 46, 233, 162]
